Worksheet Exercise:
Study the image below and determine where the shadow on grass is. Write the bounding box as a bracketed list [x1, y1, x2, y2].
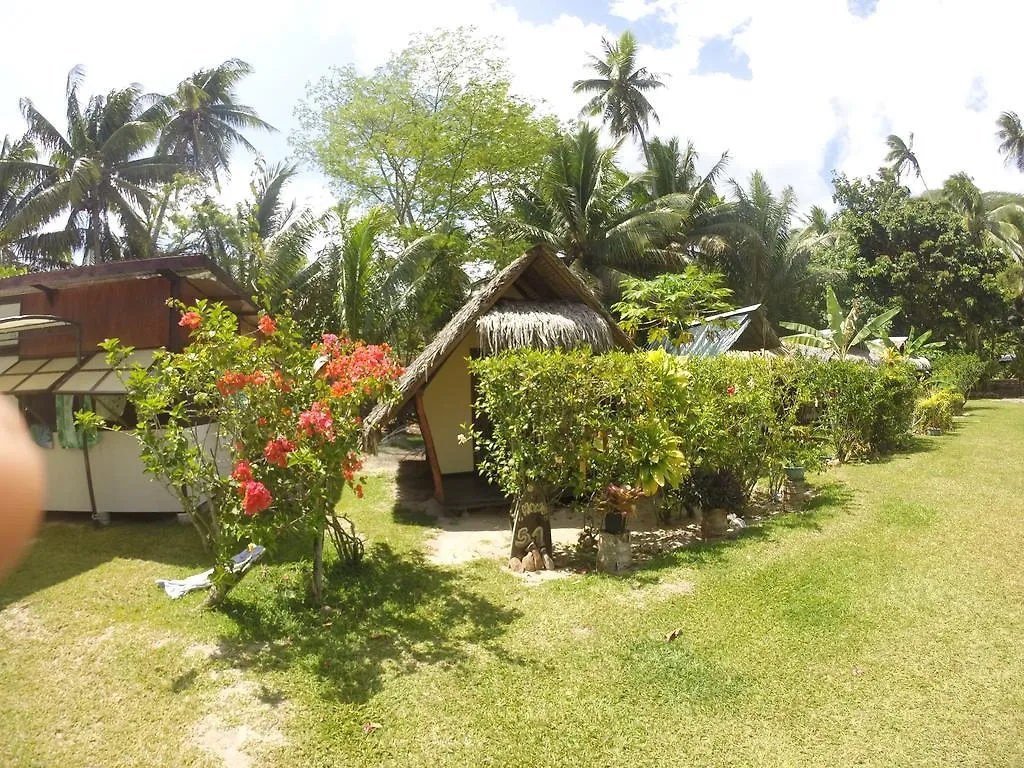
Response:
[621, 481, 856, 579]
[215, 542, 521, 705]
[0, 518, 207, 606]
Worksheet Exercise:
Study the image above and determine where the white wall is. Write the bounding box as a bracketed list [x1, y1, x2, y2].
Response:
[41, 423, 225, 514]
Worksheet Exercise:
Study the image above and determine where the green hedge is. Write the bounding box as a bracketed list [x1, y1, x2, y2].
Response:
[930, 353, 988, 397]
[468, 350, 920, 508]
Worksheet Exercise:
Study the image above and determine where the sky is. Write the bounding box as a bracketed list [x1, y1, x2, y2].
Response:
[2, 0, 1022, 216]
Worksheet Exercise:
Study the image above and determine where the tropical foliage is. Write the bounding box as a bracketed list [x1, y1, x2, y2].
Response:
[573, 30, 664, 161]
[86, 302, 402, 604]
[781, 285, 899, 358]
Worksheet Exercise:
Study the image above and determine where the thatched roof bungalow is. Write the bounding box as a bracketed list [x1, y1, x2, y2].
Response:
[364, 246, 633, 508]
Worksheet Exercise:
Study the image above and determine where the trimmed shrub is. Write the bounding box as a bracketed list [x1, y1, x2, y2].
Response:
[804, 360, 919, 460]
[914, 390, 965, 433]
[930, 353, 987, 397]
[467, 349, 689, 505]
[683, 355, 822, 498]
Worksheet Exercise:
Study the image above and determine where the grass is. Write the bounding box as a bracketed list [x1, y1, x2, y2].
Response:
[2, 402, 1023, 767]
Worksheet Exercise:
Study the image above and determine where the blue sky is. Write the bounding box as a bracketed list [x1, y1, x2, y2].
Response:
[1, 0, 1021, 213]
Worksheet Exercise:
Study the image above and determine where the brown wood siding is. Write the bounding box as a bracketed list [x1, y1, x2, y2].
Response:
[19, 277, 172, 357]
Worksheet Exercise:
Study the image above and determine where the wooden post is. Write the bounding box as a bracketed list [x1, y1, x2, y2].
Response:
[82, 435, 103, 525]
[415, 392, 444, 504]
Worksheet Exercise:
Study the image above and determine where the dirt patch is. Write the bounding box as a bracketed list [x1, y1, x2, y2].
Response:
[193, 714, 285, 768]
[192, 656, 290, 767]
[657, 579, 696, 597]
[0, 601, 46, 641]
[186, 641, 225, 660]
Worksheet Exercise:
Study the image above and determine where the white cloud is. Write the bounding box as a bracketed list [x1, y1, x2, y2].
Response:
[2, 0, 1023, 222]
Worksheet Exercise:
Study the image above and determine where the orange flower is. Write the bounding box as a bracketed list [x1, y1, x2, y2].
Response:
[258, 315, 276, 335]
[178, 311, 202, 330]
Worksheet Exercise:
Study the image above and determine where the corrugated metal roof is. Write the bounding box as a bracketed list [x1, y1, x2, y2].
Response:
[662, 304, 762, 357]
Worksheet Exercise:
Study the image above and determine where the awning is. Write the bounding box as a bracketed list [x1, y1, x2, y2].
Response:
[0, 356, 80, 394]
[54, 349, 158, 395]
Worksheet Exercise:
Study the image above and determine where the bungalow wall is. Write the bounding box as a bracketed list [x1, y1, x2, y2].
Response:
[421, 332, 476, 475]
[19, 277, 175, 357]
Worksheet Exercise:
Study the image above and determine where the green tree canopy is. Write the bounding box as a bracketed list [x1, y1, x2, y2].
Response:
[0, 67, 180, 265]
[825, 173, 1007, 348]
[294, 27, 558, 254]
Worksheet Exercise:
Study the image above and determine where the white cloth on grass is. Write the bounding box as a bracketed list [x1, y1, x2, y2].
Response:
[155, 545, 266, 599]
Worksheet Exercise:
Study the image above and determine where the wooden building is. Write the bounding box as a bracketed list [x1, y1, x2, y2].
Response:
[0, 256, 256, 520]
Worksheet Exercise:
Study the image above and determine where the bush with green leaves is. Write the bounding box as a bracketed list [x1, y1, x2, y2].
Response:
[467, 349, 689, 505]
[804, 359, 919, 460]
[913, 390, 965, 433]
[683, 355, 823, 498]
[930, 353, 988, 396]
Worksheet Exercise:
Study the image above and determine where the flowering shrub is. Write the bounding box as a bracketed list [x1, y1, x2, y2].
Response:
[96, 299, 401, 604]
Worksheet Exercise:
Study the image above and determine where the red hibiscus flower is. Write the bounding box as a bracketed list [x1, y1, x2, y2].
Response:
[231, 460, 253, 484]
[242, 481, 273, 515]
[178, 311, 202, 330]
[263, 437, 295, 468]
[727, 385, 737, 396]
[258, 314, 276, 335]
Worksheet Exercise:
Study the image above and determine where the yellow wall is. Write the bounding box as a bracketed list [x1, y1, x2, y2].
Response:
[422, 332, 475, 474]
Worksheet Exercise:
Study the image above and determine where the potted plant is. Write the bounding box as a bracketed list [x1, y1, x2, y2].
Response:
[602, 483, 643, 533]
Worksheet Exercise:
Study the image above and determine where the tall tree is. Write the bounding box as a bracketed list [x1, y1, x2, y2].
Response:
[295, 27, 557, 248]
[717, 171, 809, 322]
[0, 135, 41, 263]
[996, 111, 1024, 173]
[639, 136, 743, 262]
[509, 125, 684, 299]
[157, 59, 274, 185]
[884, 132, 926, 188]
[170, 160, 319, 297]
[573, 30, 664, 162]
[824, 172, 1007, 348]
[0, 67, 179, 265]
[291, 207, 469, 352]
[933, 173, 1024, 263]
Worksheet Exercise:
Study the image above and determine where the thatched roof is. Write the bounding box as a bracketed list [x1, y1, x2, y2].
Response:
[363, 247, 632, 443]
[477, 300, 614, 354]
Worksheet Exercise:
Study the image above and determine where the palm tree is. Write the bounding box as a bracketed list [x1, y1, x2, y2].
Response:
[157, 59, 274, 185]
[0, 135, 42, 263]
[885, 133, 926, 188]
[640, 136, 743, 260]
[176, 160, 320, 296]
[933, 173, 1024, 262]
[573, 30, 664, 162]
[996, 111, 1024, 173]
[509, 125, 684, 299]
[720, 171, 804, 318]
[291, 208, 469, 349]
[0, 67, 180, 265]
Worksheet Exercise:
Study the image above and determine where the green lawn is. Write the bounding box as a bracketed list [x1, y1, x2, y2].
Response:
[2, 402, 1023, 767]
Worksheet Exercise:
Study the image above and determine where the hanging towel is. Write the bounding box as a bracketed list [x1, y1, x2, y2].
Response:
[56, 395, 99, 449]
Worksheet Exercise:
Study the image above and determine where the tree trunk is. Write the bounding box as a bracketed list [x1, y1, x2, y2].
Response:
[637, 124, 651, 167]
[311, 524, 325, 606]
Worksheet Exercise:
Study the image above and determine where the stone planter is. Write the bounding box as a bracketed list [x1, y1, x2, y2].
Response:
[701, 507, 729, 539]
[784, 466, 806, 481]
[597, 531, 632, 573]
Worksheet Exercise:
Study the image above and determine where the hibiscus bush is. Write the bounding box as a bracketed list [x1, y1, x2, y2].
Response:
[97, 299, 402, 604]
